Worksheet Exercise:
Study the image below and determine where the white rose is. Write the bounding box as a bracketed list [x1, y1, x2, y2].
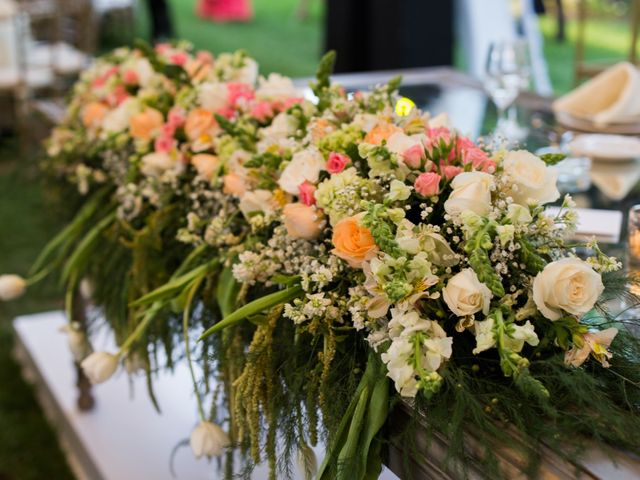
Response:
[385, 132, 426, 156]
[443, 268, 492, 317]
[533, 257, 604, 320]
[102, 97, 138, 134]
[81, 351, 119, 384]
[140, 152, 176, 177]
[256, 73, 300, 100]
[0, 274, 26, 301]
[278, 148, 325, 194]
[198, 82, 228, 111]
[444, 172, 495, 217]
[190, 421, 230, 458]
[239, 189, 277, 217]
[259, 112, 297, 141]
[504, 150, 560, 206]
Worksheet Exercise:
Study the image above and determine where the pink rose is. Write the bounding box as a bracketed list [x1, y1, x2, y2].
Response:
[122, 69, 139, 85]
[154, 135, 175, 153]
[250, 101, 274, 122]
[326, 152, 350, 174]
[155, 43, 171, 54]
[414, 172, 442, 197]
[403, 144, 424, 168]
[161, 123, 176, 137]
[168, 108, 186, 128]
[227, 83, 255, 106]
[196, 50, 214, 64]
[298, 181, 317, 206]
[170, 52, 188, 66]
[442, 165, 463, 180]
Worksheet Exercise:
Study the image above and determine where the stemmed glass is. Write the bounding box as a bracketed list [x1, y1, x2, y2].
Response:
[484, 39, 531, 141]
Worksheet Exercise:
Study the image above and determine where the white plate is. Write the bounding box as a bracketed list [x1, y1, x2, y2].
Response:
[569, 134, 640, 161]
[555, 111, 640, 135]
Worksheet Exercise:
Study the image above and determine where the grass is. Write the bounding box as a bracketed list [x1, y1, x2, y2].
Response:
[0, 4, 634, 478]
[135, 0, 324, 77]
[0, 138, 74, 480]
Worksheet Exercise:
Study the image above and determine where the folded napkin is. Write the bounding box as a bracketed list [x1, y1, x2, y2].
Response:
[590, 160, 640, 201]
[553, 62, 640, 125]
[546, 207, 622, 243]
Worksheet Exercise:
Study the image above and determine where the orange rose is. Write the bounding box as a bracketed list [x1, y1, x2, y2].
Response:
[185, 108, 217, 142]
[282, 203, 325, 240]
[364, 122, 402, 145]
[186, 59, 212, 83]
[129, 108, 163, 140]
[223, 173, 247, 197]
[331, 214, 378, 268]
[82, 102, 109, 128]
[191, 154, 219, 178]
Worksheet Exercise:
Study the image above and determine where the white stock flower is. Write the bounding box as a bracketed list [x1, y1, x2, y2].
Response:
[533, 257, 604, 320]
[503, 150, 560, 206]
[443, 268, 492, 317]
[256, 73, 300, 100]
[0, 274, 26, 301]
[278, 148, 325, 194]
[190, 421, 230, 458]
[472, 318, 496, 354]
[198, 82, 228, 111]
[444, 172, 495, 217]
[506, 203, 532, 225]
[380, 337, 419, 398]
[503, 320, 540, 352]
[260, 112, 297, 141]
[81, 351, 119, 384]
[386, 179, 412, 201]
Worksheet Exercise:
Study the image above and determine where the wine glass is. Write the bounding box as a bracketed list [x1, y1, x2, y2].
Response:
[484, 39, 531, 140]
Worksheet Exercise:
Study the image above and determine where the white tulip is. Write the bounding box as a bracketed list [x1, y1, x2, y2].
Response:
[81, 351, 119, 384]
[0, 274, 27, 301]
[59, 323, 92, 362]
[190, 421, 230, 459]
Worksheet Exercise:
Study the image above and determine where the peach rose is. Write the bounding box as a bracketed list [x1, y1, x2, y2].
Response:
[282, 203, 325, 240]
[82, 102, 109, 128]
[191, 154, 219, 179]
[223, 173, 247, 197]
[414, 172, 441, 197]
[129, 108, 164, 140]
[185, 108, 216, 142]
[364, 122, 402, 145]
[331, 214, 378, 268]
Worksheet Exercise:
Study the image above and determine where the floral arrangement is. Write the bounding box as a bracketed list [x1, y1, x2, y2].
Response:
[3, 46, 640, 479]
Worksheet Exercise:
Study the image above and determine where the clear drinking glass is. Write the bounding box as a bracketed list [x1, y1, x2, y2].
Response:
[484, 39, 531, 136]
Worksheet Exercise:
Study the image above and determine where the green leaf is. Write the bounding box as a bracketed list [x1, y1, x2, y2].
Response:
[540, 153, 566, 166]
[61, 211, 116, 285]
[312, 50, 336, 94]
[357, 373, 388, 477]
[215, 266, 240, 318]
[198, 285, 304, 340]
[336, 385, 370, 480]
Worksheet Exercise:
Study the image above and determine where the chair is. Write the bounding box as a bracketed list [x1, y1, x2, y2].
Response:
[574, 0, 640, 85]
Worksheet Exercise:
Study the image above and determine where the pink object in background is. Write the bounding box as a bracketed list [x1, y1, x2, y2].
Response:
[198, 0, 253, 22]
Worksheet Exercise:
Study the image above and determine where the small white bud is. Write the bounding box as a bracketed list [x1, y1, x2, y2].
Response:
[0, 274, 27, 301]
[190, 421, 230, 459]
[81, 351, 119, 384]
[59, 323, 92, 362]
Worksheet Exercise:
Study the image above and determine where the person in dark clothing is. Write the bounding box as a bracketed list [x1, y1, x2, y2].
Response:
[146, 0, 175, 42]
[325, 0, 454, 73]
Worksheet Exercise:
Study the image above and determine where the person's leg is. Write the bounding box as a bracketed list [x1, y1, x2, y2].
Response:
[147, 0, 175, 42]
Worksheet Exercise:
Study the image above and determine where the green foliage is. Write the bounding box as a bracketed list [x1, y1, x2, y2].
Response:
[539, 153, 566, 166]
[311, 51, 337, 112]
[464, 221, 505, 297]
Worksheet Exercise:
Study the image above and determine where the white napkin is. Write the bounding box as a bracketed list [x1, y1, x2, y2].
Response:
[546, 207, 622, 243]
[590, 160, 640, 201]
[552, 62, 640, 125]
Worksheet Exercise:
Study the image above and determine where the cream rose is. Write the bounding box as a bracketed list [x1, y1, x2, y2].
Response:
[140, 152, 176, 177]
[444, 171, 495, 217]
[282, 203, 325, 240]
[191, 154, 219, 179]
[503, 150, 560, 206]
[278, 149, 325, 194]
[443, 268, 492, 317]
[533, 257, 604, 320]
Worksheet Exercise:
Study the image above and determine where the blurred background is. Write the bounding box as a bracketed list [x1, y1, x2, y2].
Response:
[0, 0, 638, 477]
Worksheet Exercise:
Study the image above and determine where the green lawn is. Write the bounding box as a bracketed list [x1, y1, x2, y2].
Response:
[135, 0, 324, 77]
[0, 139, 74, 480]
